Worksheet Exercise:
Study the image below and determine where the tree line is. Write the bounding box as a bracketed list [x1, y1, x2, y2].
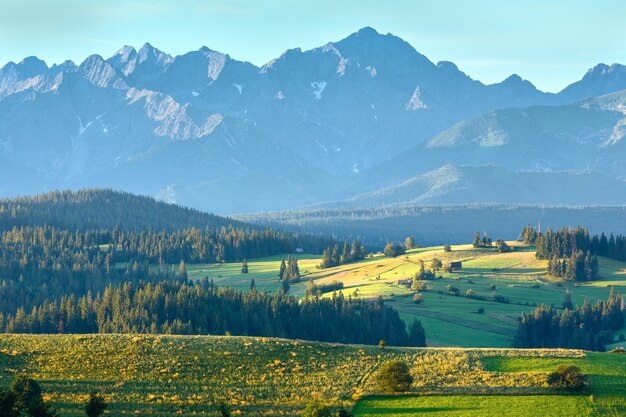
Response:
[513, 290, 625, 351]
[524, 225, 626, 262]
[0, 278, 426, 347]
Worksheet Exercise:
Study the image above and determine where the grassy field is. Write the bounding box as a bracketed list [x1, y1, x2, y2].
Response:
[353, 352, 626, 417]
[167, 242, 626, 348]
[2, 334, 623, 416]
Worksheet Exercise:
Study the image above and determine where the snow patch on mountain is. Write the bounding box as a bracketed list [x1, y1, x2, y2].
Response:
[405, 86, 427, 110]
[311, 82, 327, 99]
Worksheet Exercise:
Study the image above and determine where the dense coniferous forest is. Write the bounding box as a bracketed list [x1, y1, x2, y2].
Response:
[0, 279, 425, 347]
[513, 291, 625, 351]
[522, 225, 626, 280]
[0, 189, 241, 232]
[0, 190, 332, 316]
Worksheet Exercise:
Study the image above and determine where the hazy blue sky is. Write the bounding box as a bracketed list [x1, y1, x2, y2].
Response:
[1, 0, 623, 92]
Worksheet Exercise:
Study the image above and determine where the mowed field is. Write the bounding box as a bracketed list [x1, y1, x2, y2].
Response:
[0, 334, 623, 416]
[171, 242, 626, 347]
[353, 352, 626, 416]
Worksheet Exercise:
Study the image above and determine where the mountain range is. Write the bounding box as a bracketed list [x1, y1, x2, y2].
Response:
[2, 27, 626, 213]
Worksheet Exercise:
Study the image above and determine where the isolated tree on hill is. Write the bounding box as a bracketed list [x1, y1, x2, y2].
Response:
[178, 260, 188, 280]
[562, 291, 573, 310]
[375, 360, 414, 393]
[85, 391, 107, 417]
[240, 259, 248, 274]
[443, 244, 452, 252]
[482, 232, 492, 246]
[319, 248, 334, 269]
[250, 279, 256, 292]
[330, 244, 340, 266]
[405, 237, 416, 250]
[473, 232, 481, 248]
[340, 241, 351, 264]
[278, 259, 286, 280]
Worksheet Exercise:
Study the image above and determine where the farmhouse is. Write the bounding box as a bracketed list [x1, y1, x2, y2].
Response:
[450, 261, 463, 270]
[397, 279, 412, 287]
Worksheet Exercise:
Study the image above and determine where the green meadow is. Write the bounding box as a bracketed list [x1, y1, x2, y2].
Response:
[163, 242, 626, 348]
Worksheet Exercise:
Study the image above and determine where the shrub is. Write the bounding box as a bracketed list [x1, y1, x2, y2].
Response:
[413, 293, 424, 304]
[477, 307, 485, 314]
[445, 285, 460, 296]
[337, 408, 353, 417]
[374, 360, 414, 393]
[547, 365, 585, 391]
[489, 284, 496, 291]
[85, 392, 107, 417]
[443, 245, 452, 252]
[412, 280, 427, 291]
[492, 294, 509, 304]
[303, 401, 331, 417]
[465, 289, 475, 298]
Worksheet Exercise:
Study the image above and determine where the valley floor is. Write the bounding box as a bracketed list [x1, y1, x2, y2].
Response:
[173, 242, 626, 348]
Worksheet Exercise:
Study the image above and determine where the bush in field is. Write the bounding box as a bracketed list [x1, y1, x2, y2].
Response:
[11, 375, 42, 410]
[303, 401, 331, 417]
[445, 285, 460, 296]
[413, 293, 424, 304]
[374, 360, 414, 393]
[443, 245, 452, 252]
[0, 390, 19, 417]
[217, 401, 231, 417]
[547, 365, 585, 391]
[85, 392, 107, 417]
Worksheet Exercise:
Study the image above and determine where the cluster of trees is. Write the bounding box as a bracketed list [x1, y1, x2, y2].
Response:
[528, 225, 626, 263]
[278, 256, 301, 293]
[546, 251, 599, 281]
[524, 226, 606, 281]
[0, 279, 426, 347]
[318, 240, 367, 269]
[383, 243, 406, 258]
[472, 232, 492, 248]
[513, 290, 625, 351]
[305, 280, 344, 297]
